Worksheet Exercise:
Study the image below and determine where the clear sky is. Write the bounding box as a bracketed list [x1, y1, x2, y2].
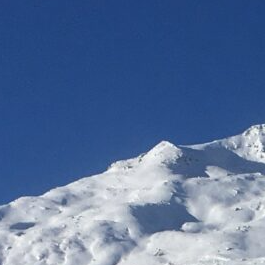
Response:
[1, 0, 265, 204]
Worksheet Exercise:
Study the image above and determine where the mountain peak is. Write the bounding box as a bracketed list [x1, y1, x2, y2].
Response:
[144, 140, 182, 164]
[108, 141, 180, 172]
[243, 124, 265, 136]
[216, 124, 265, 163]
[148, 140, 177, 154]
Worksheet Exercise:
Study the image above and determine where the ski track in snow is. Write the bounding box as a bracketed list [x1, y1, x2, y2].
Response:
[1, 125, 265, 264]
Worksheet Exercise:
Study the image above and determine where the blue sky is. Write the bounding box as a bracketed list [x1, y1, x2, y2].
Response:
[1, 0, 265, 204]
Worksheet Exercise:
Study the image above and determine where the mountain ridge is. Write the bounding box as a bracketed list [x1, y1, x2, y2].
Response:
[1, 125, 265, 265]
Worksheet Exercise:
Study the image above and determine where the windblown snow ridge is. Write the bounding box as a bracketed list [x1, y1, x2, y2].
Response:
[1, 125, 265, 265]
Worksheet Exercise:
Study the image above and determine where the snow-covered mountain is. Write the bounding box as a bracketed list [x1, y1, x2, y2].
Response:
[2, 125, 265, 265]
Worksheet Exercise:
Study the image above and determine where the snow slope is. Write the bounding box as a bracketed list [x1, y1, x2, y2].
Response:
[1, 125, 265, 265]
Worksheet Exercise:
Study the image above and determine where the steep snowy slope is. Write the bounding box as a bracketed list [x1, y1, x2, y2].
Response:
[1, 125, 265, 265]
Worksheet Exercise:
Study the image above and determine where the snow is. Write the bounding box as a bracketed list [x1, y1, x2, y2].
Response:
[1, 125, 265, 264]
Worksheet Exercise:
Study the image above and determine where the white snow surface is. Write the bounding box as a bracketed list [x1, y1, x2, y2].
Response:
[2, 125, 265, 265]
